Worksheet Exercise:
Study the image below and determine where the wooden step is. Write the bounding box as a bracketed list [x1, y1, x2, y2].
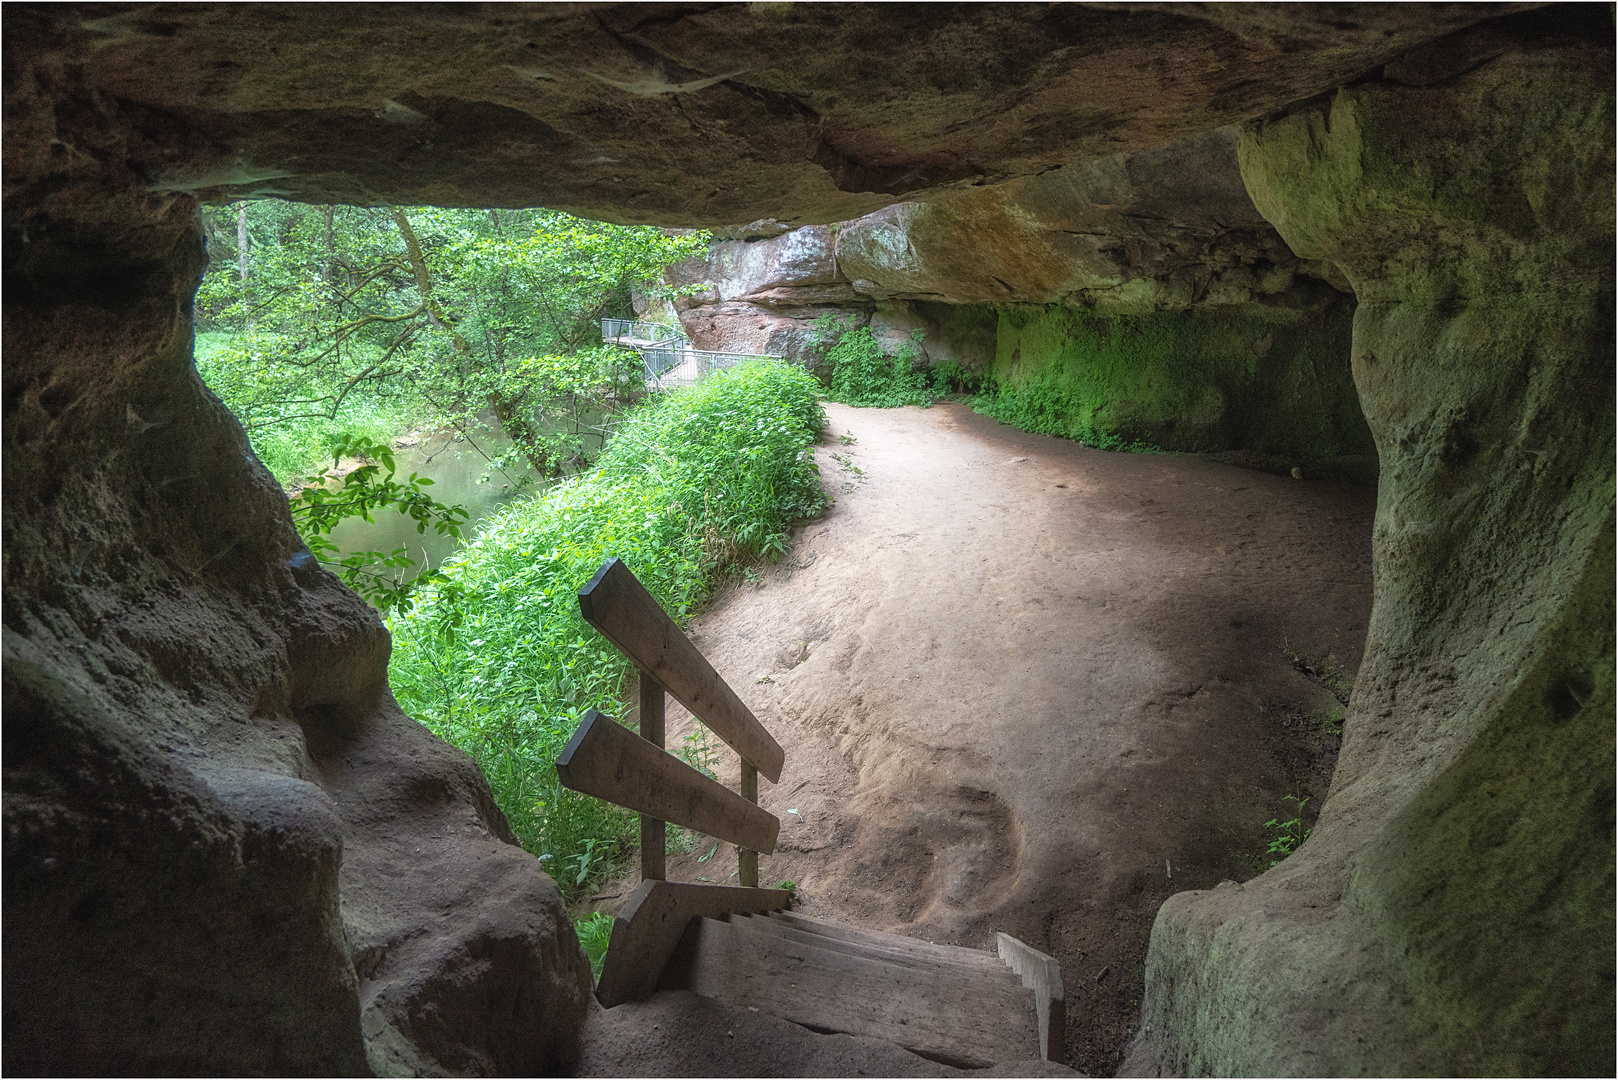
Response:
[748, 911, 1015, 973]
[730, 914, 1022, 983]
[724, 914, 1025, 989]
[659, 914, 1041, 1068]
[595, 881, 789, 1007]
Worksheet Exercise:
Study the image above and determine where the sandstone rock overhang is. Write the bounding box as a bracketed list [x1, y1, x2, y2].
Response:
[8, 2, 1530, 223]
[4, 3, 1613, 1077]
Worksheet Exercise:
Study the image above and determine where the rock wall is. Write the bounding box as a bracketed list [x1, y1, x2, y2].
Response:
[673, 127, 1369, 461]
[3, 4, 1612, 1076]
[1124, 37, 1616, 1077]
[2, 69, 591, 1080]
[982, 293, 1368, 458]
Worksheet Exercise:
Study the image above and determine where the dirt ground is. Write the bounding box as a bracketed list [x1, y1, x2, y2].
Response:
[587, 401, 1375, 1076]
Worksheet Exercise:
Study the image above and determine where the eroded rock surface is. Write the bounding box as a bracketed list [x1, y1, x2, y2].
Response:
[3, 3, 1612, 1076]
[834, 127, 1335, 310]
[1, 138, 591, 1080]
[671, 128, 1369, 460]
[10, 4, 1520, 223]
[1125, 37, 1616, 1077]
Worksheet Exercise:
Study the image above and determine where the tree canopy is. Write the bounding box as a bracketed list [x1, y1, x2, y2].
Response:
[194, 201, 709, 608]
[197, 202, 709, 482]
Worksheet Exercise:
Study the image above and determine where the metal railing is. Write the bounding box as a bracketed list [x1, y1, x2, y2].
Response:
[642, 346, 785, 389]
[602, 317, 687, 347]
[604, 317, 786, 391]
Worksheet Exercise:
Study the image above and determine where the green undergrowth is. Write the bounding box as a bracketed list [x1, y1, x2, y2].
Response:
[825, 326, 939, 408]
[969, 300, 1369, 458]
[387, 362, 826, 896]
[195, 331, 427, 484]
[575, 911, 614, 981]
[970, 378, 1167, 453]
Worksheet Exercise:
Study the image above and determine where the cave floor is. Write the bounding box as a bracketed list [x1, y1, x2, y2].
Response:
[586, 401, 1376, 1076]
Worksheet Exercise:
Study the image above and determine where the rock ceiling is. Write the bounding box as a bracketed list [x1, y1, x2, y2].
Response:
[6, 2, 1530, 224]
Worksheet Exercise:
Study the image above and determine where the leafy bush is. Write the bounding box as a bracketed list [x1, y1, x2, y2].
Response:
[290, 436, 470, 613]
[926, 358, 986, 396]
[387, 362, 826, 895]
[825, 327, 934, 408]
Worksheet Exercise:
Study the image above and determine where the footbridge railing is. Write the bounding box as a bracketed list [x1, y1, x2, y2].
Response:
[602, 317, 688, 349]
[602, 317, 787, 391]
[558, 557, 790, 1004]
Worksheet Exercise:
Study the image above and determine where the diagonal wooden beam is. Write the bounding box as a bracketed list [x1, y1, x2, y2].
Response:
[555, 710, 780, 854]
[578, 557, 785, 782]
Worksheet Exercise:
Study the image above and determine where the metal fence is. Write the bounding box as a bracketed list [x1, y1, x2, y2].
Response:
[602, 317, 687, 347]
[605, 318, 789, 390]
[642, 347, 788, 389]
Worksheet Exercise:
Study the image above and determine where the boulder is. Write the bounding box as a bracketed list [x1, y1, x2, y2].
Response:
[704, 225, 846, 302]
[676, 300, 867, 362]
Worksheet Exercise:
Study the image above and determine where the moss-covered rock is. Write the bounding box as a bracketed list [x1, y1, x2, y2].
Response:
[1127, 37, 1616, 1077]
[976, 290, 1370, 460]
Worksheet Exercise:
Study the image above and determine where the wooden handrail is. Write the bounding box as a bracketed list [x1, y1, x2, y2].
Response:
[556, 711, 780, 854]
[578, 558, 785, 782]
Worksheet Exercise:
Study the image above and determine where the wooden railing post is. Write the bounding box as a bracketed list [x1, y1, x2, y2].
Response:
[739, 761, 758, 888]
[640, 673, 666, 882]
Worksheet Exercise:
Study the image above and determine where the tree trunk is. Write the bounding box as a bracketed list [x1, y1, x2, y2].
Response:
[236, 204, 249, 284]
[390, 209, 553, 477]
[237, 204, 253, 332]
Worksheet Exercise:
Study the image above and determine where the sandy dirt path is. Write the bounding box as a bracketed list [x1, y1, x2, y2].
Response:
[594, 401, 1375, 1074]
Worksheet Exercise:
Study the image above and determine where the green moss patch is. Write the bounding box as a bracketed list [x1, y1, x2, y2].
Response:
[971, 292, 1372, 459]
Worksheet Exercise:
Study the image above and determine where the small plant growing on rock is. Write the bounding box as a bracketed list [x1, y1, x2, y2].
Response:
[574, 911, 614, 981]
[1264, 792, 1311, 866]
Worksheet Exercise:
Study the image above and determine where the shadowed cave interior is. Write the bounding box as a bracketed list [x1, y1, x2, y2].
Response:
[3, 4, 1613, 1076]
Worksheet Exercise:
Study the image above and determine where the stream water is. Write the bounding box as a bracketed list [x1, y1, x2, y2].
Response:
[320, 414, 614, 600]
[322, 422, 523, 581]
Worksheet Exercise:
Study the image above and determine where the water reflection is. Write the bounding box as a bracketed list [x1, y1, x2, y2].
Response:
[323, 421, 525, 589]
[318, 411, 616, 606]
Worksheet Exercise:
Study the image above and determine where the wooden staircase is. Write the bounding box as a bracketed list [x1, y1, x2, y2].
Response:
[559, 559, 1065, 1068]
[663, 912, 1063, 1068]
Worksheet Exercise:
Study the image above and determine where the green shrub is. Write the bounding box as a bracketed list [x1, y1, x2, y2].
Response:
[826, 327, 933, 408]
[927, 358, 986, 396]
[387, 362, 826, 895]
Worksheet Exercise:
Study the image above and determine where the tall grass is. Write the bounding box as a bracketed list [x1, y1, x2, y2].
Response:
[387, 362, 827, 894]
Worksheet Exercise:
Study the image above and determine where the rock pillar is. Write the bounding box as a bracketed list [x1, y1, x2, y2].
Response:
[1127, 41, 1615, 1076]
[2, 80, 592, 1079]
